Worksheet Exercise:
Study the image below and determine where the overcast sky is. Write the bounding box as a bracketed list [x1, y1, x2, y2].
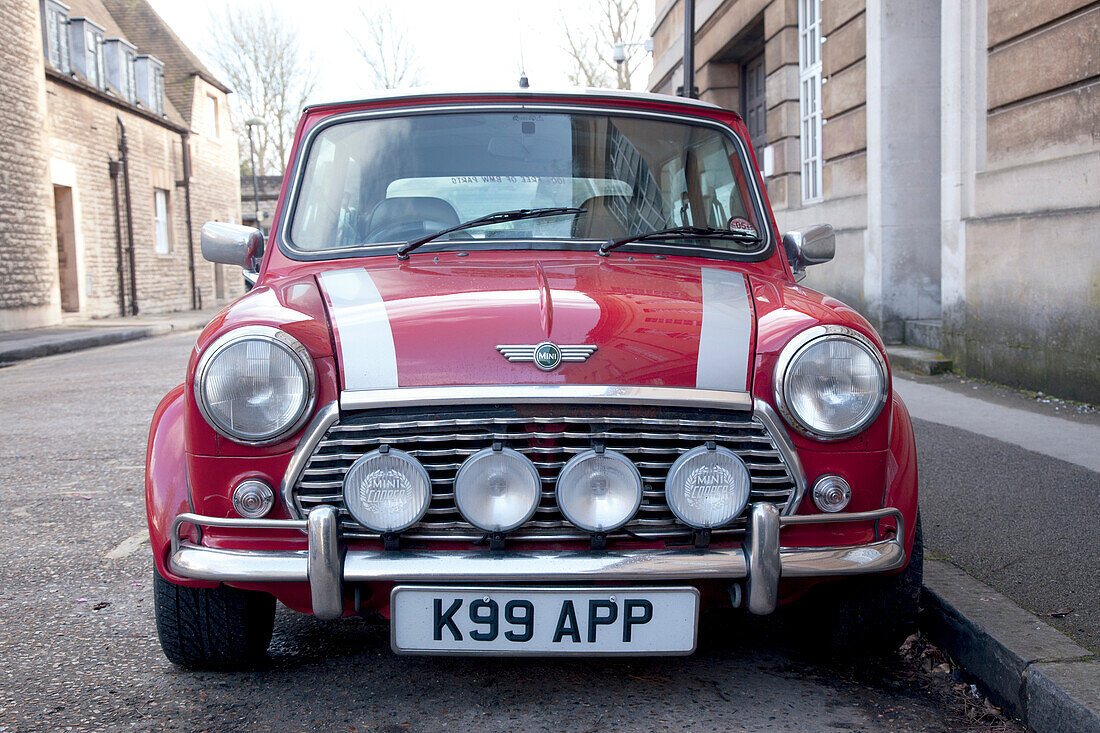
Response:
[147, 0, 655, 102]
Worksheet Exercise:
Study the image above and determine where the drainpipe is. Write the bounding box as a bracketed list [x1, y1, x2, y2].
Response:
[177, 133, 197, 310]
[108, 159, 127, 317]
[117, 115, 138, 315]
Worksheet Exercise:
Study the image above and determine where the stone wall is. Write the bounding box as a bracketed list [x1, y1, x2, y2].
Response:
[0, 0, 60, 330]
[44, 74, 243, 318]
[945, 0, 1100, 402]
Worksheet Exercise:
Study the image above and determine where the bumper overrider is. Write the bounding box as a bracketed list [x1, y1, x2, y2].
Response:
[168, 505, 907, 620]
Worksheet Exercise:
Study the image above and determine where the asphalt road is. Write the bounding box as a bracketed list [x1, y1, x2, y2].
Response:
[0, 334, 1017, 732]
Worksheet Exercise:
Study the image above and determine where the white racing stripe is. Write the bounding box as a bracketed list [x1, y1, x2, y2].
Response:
[696, 268, 752, 391]
[317, 269, 399, 390]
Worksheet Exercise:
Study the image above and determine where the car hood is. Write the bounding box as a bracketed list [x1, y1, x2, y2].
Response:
[314, 253, 758, 393]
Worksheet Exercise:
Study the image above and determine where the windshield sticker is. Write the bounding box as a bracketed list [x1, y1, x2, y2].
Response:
[727, 217, 757, 235]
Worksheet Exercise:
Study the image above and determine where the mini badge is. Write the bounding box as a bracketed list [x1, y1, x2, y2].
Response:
[496, 342, 598, 371]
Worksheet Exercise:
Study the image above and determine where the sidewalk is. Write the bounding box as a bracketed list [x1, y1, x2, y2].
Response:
[0, 308, 218, 365]
[895, 373, 1100, 732]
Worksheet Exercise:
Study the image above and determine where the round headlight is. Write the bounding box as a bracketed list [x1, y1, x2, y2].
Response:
[194, 326, 315, 444]
[774, 326, 888, 440]
[454, 447, 541, 532]
[342, 448, 431, 533]
[555, 449, 642, 533]
[665, 445, 752, 528]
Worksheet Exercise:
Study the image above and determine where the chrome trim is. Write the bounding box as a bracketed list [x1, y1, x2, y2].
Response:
[276, 103, 772, 262]
[307, 505, 343, 620]
[772, 325, 890, 442]
[167, 508, 907, 590]
[193, 326, 317, 446]
[752, 398, 807, 514]
[745, 503, 780, 614]
[280, 401, 340, 518]
[340, 385, 753, 412]
[389, 584, 700, 657]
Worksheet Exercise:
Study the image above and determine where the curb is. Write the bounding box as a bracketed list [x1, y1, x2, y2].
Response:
[0, 316, 211, 365]
[921, 560, 1099, 733]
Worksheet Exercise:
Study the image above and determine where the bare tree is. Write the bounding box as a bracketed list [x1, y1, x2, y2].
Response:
[351, 6, 421, 90]
[207, 3, 316, 175]
[563, 0, 643, 90]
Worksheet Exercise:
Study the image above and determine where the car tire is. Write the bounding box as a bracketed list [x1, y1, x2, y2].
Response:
[802, 513, 924, 656]
[153, 569, 276, 670]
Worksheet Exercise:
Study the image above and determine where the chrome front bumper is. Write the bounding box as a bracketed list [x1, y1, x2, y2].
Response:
[169, 505, 906, 620]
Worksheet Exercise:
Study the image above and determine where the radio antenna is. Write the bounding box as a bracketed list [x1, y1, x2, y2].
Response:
[518, 15, 529, 88]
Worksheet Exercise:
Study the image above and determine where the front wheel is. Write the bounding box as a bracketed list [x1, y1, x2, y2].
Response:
[153, 570, 276, 669]
[801, 513, 924, 655]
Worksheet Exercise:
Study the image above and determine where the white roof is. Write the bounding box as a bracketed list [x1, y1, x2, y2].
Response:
[303, 87, 723, 112]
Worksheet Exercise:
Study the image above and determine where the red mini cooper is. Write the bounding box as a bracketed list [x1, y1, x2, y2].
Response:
[147, 90, 920, 668]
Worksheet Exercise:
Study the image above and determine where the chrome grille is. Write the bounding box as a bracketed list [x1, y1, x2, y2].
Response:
[290, 405, 799, 542]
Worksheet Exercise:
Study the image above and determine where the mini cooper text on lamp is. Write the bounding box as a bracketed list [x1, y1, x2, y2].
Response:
[147, 90, 920, 668]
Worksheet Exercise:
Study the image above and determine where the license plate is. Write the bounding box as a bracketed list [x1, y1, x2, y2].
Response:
[390, 585, 699, 656]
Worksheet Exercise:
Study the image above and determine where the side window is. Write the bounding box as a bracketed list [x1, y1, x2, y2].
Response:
[85, 26, 104, 87]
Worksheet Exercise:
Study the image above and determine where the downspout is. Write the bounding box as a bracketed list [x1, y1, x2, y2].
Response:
[681, 0, 696, 98]
[108, 159, 127, 317]
[117, 115, 138, 315]
[177, 133, 197, 310]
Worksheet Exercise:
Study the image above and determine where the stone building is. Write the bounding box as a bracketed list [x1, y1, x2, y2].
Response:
[0, 0, 242, 331]
[650, 0, 1100, 402]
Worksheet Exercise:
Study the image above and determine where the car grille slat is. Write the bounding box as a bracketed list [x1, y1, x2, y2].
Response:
[292, 404, 799, 542]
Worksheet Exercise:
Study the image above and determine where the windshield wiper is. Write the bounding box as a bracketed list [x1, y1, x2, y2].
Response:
[396, 207, 586, 260]
[598, 226, 762, 257]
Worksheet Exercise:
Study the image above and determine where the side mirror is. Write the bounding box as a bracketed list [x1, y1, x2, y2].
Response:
[200, 221, 264, 272]
[782, 224, 835, 282]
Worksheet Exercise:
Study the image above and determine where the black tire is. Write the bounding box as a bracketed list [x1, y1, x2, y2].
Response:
[154, 570, 276, 670]
[801, 513, 923, 656]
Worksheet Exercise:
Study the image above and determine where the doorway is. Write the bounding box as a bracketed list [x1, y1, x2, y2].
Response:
[53, 185, 80, 313]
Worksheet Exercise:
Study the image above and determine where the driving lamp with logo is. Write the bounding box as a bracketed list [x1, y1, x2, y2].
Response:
[454, 446, 541, 532]
[342, 448, 431, 533]
[664, 445, 752, 528]
[775, 327, 887, 440]
[194, 326, 315, 444]
[555, 449, 642, 533]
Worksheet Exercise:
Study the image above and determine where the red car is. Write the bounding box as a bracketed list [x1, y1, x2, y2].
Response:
[147, 90, 920, 668]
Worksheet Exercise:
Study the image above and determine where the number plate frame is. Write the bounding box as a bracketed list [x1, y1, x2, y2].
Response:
[390, 585, 700, 656]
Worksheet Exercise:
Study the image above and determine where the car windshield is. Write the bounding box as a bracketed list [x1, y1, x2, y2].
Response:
[287, 110, 766, 255]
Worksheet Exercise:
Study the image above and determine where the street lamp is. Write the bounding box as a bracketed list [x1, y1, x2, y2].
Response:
[612, 38, 653, 65]
[245, 117, 264, 231]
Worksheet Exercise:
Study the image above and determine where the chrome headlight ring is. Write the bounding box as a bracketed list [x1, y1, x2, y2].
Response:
[773, 325, 889, 441]
[193, 325, 317, 445]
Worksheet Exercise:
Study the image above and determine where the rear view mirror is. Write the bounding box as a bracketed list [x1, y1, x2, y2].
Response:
[200, 222, 264, 272]
[782, 224, 835, 282]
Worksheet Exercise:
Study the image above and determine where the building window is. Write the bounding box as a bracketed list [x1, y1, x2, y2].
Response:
[205, 94, 220, 137]
[42, 0, 71, 73]
[104, 38, 137, 104]
[153, 188, 171, 253]
[798, 0, 823, 203]
[69, 18, 105, 89]
[135, 55, 165, 115]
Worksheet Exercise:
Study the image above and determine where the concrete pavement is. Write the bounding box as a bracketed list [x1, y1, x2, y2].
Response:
[896, 374, 1100, 652]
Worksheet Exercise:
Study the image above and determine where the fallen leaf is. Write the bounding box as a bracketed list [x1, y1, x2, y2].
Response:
[92, 601, 111, 610]
[1042, 608, 1074, 618]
